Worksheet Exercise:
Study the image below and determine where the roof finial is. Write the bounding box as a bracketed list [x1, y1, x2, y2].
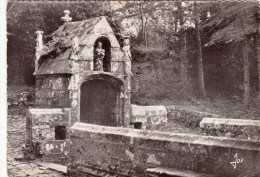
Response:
[61, 10, 72, 23]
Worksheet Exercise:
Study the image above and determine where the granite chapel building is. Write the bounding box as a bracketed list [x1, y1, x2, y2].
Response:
[26, 11, 132, 158]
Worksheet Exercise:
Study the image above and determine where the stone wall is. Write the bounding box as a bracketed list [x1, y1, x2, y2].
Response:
[166, 106, 220, 128]
[68, 122, 260, 177]
[200, 118, 260, 140]
[26, 108, 71, 162]
[35, 75, 71, 108]
[131, 104, 167, 130]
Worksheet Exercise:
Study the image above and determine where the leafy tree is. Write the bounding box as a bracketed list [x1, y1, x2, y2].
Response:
[202, 2, 259, 105]
[7, 2, 45, 85]
[114, 1, 171, 46]
[114, 1, 195, 96]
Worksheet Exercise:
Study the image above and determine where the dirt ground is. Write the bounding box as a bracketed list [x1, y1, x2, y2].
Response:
[7, 113, 66, 177]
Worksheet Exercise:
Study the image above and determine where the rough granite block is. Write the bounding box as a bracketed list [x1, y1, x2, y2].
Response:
[200, 117, 260, 140]
[131, 104, 167, 130]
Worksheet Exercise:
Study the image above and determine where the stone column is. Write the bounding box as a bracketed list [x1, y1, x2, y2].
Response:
[122, 36, 132, 126]
[35, 31, 43, 71]
[122, 36, 132, 76]
[136, 66, 142, 96]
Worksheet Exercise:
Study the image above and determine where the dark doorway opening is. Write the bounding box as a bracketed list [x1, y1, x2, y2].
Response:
[80, 77, 123, 126]
[93, 37, 111, 72]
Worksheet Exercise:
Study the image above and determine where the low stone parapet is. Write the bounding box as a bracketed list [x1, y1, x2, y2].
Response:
[68, 122, 260, 177]
[200, 117, 260, 140]
[166, 106, 220, 128]
[131, 104, 167, 130]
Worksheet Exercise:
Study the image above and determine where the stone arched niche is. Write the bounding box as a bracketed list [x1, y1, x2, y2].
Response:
[93, 36, 111, 72]
[80, 74, 124, 127]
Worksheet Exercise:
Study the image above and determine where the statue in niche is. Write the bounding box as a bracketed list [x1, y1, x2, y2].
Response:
[94, 42, 105, 71]
[70, 37, 80, 60]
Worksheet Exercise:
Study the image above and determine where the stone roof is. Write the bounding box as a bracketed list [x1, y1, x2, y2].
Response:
[36, 16, 120, 75]
[41, 16, 119, 58]
[41, 17, 101, 57]
[35, 59, 72, 75]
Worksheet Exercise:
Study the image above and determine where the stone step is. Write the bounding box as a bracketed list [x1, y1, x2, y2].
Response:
[200, 117, 260, 140]
[146, 168, 216, 177]
[36, 162, 67, 174]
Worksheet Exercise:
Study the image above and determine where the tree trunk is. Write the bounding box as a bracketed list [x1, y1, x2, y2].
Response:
[144, 14, 149, 48]
[139, 3, 144, 41]
[243, 38, 250, 106]
[144, 27, 148, 48]
[256, 25, 260, 99]
[194, 1, 206, 97]
[174, 16, 178, 33]
[141, 16, 144, 40]
[108, 1, 113, 17]
[178, 0, 188, 94]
